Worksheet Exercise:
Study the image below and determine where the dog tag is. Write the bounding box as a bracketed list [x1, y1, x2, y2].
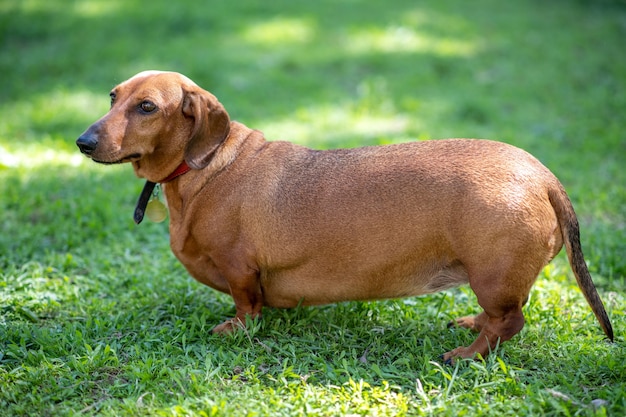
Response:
[145, 198, 168, 223]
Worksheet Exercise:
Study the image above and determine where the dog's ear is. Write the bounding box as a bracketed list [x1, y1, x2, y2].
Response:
[182, 90, 231, 169]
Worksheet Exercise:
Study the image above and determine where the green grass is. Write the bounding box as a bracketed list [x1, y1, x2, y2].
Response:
[1, 0, 625, 415]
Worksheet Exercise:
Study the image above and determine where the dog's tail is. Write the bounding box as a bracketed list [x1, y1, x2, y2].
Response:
[549, 183, 614, 342]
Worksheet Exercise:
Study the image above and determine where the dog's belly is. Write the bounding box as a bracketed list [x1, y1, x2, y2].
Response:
[259, 258, 469, 308]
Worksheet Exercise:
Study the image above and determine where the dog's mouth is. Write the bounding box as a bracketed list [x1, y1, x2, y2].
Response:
[91, 153, 142, 165]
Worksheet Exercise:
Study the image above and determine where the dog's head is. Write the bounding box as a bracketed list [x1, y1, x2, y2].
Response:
[76, 71, 230, 181]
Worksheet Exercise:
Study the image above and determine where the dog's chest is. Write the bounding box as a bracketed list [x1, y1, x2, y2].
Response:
[168, 221, 231, 293]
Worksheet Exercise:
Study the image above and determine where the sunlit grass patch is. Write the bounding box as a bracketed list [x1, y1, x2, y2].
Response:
[0, 89, 107, 151]
[343, 25, 480, 57]
[257, 102, 412, 148]
[0, 146, 86, 169]
[72, 0, 121, 17]
[242, 17, 317, 46]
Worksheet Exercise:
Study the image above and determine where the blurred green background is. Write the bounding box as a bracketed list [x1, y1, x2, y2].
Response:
[1, 0, 625, 415]
[1, 0, 624, 279]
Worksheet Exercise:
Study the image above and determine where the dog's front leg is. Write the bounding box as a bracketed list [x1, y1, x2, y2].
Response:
[212, 269, 263, 333]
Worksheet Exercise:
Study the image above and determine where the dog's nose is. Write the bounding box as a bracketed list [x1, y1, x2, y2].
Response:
[76, 132, 98, 155]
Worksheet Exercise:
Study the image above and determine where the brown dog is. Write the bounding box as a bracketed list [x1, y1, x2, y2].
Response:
[76, 71, 613, 362]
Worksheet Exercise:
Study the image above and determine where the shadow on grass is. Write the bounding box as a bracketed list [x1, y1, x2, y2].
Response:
[2, 0, 622, 149]
[0, 164, 157, 268]
[0, 1, 462, 110]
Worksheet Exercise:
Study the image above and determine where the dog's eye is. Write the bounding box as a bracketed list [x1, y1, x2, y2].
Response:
[109, 92, 116, 107]
[139, 101, 157, 113]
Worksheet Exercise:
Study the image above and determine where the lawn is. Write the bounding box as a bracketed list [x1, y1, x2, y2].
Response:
[1, 0, 625, 415]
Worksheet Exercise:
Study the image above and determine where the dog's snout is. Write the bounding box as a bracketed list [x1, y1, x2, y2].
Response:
[76, 131, 98, 155]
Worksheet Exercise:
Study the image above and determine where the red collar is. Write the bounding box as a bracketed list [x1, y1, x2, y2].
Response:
[159, 161, 191, 183]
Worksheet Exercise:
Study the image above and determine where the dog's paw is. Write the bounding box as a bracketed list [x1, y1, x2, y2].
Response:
[212, 318, 244, 334]
[448, 315, 482, 332]
[442, 346, 476, 365]
[440, 353, 455, 366]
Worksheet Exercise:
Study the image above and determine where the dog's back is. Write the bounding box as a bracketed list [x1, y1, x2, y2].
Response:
[231, 139, 562, 307]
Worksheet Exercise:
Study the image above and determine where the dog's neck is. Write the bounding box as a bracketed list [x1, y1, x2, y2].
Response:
[133, 161, 191, 224]
[159, 161, 191, 183]
[134, 123, 259, 224]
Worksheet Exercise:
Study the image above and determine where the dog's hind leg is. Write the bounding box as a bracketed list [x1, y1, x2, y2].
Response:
[443, 308, 525, 363]
[442, 258, 539, 363]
